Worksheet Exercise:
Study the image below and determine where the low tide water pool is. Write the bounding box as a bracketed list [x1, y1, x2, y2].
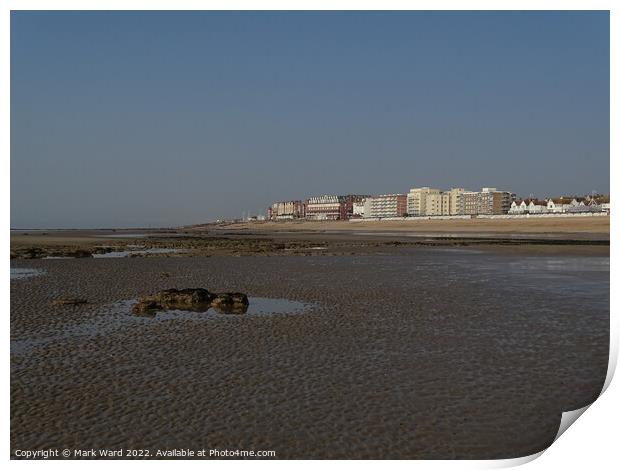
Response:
[92, 248, 182, 258]
[11, 297, 316, 357]
[10, 268, 44, 280]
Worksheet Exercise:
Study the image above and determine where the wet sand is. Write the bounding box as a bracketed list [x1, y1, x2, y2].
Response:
[11, 244, 609, 459]
[10, 220, 610, 262]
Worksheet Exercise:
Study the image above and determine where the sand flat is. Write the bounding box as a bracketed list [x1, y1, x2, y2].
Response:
[11, 246, 609, 459]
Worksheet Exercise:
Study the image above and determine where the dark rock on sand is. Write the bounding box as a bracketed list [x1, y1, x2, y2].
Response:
[211, 292, 249, 307]
[131, 300, 160, 316]
[91, 246, 114, 255]
[62, 249, 93, 258]
[52, 298, 88, 306]
[210, 293, 249, 315]
[211, 303, 249, 315]
[12, 247, 45, 259]
[131, 289, 249, 315]
[11, 247, 94, 259]
[143, 288, 214, 306]
[134, 288, 214, 313]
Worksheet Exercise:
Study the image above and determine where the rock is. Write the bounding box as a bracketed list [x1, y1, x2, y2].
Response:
[131, 289, 250, 315]
[211, 292, 249, 307]
[45, 248, 92, 258]
[211, 293, 249, 315]
[20, 248, 45, 259]
[132, 300, 162, 315]
[92, 246, 114, 254]
[212, 303, 249, 315]
[63, 249, 93, 258]
[52, 298, 88, 306]
[135, 288, 214, 312]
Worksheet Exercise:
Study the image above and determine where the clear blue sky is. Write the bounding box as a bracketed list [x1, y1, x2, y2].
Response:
[11, 11, 609, 228]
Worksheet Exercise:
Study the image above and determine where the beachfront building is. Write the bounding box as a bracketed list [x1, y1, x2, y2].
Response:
[352, 201, 366, 218]
[268, 200, 305, 220]
[547, 197, 576, 213]
[509, 198, 548, 214]
[461, 191, 479, 215]
[527, 199, 548, 213]
[425, 192, 450, 216]
[460, 188, 512, 215]
[406, 187, 441, 216]
[477, 188, 512, 215]
[305, 195, 343, 220]
[363, 194, 407, 218]
[509, 200, 527, 214]
[340, 194, 371, 220]
[406, 187, 467, 216]
[586, 195, 610, 213]
[448, 188, 466, 215]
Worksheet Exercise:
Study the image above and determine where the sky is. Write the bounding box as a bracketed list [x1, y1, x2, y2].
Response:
[11, 11, 610, 228]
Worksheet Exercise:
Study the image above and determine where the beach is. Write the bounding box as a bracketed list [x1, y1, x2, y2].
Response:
[10, 222, 610, 459]
[207, 215, 610, 239]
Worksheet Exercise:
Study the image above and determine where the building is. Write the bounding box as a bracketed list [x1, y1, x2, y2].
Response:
[447, 188, 466, 215]
[508, 199, 547, 214]
[352, 201, 366, 218]
[527, 199, 548, 213]
[268, 200, 305, 220]
[425, 192, 451, 216]
[305, 195, 343, 220]
[586, 195, 610, 213]
[509, 198, 547, 214]
[547, 197, 575, 213]
[363, 194, 407, 218]
[406, 187, 467, 216]
[406, 187, 441, 216]
[340, 195, 371, 220]
[461, 188, 512, 215]
[461, 191, 480, 215]
[477, 188, 512, 215]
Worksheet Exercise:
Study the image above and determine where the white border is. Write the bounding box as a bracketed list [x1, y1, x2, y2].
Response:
[4, 2, 616, 468]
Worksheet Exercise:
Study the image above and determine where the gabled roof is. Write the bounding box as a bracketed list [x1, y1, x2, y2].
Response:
[527, 199, 547, 206]
[549, 197, 573, 204]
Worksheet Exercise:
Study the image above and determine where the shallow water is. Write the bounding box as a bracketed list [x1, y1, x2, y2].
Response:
[11, 297, 314, 356]
[92, 248, 181, 258]
[100, 233, 148, 238]
[10, 268, 44, 280]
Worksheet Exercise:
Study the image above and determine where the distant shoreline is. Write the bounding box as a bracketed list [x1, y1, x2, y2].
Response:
[10, 214, 610, 249]
[202, 214, 610, 241]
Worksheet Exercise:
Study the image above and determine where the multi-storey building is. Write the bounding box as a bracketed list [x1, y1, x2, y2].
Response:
[407, 187, 467, 216]
[305, 195, 343, 220]
[460, 188, 512, 215]
[406, 187, 441, 216]
[363, 194, 407, 218]
[352, 201, 366, 218]
[461, 191, 480, 215]
[447, 188, 466, 215]
[268, 200, 305, 220]
[340, 195, 371, 220]
[478, 188, 511, 215]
